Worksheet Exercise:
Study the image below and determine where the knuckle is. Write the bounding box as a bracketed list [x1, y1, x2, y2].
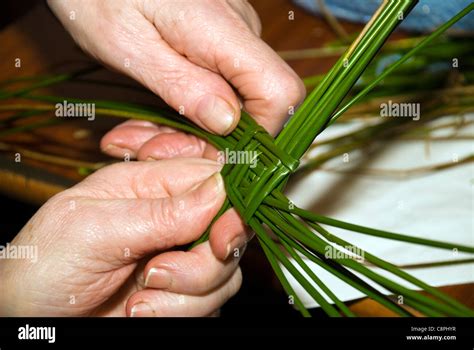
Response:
[255, 70, 306, 117]
[159, 63, 189, 87]
[150, 199, 180, 244]
[281, 73, 306, 108]
[237, 0, 262, 36]
[149, 65, 190, 104]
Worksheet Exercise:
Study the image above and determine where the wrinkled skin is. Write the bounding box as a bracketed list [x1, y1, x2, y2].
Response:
[0, 159, 244, 316]
[48, 0, 305, 136]
[0, 0, 305, 316]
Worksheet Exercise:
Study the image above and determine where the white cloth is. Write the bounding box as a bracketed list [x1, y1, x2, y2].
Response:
[284, 114, 474, 307]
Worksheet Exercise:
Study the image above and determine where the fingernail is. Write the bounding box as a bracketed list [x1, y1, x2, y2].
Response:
[145, 268, 172, 289]
[145, 156, 157, 161]
[103, 144, 133, 155]
[225, 235, 248, 260]
[197, 95, 237, 135]
[195, 172, 225, 204]
[130, 302, 156, 317]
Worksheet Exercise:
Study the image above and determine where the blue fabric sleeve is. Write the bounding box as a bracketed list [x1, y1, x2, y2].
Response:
[293, 0, 474, 33]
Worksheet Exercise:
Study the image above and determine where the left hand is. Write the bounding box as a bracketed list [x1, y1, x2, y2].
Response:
[0, 158, 242, 317]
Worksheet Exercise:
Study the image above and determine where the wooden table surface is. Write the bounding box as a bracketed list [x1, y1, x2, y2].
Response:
[0, 0, 472, 316]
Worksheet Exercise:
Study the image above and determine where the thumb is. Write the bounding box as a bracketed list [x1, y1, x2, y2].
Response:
[66, 165, 226, 264]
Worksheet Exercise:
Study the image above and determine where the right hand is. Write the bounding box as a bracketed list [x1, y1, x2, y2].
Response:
[48, 0, 305, 136]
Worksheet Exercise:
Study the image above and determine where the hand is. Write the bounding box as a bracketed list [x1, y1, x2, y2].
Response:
[47, 0, 305, 136]
[0, 158, 243, 317]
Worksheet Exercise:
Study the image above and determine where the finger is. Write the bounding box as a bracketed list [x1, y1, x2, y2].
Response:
[127, 268, 242, 317]
[143, 241, 241, 295]
[101, 120, 218, 161]
[210, 208, 254, 260]
[136, 132, 208, 161]
[71, 158, 221, 200]
[154, 1, 306, 135]
[100, 120, 165, 159]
